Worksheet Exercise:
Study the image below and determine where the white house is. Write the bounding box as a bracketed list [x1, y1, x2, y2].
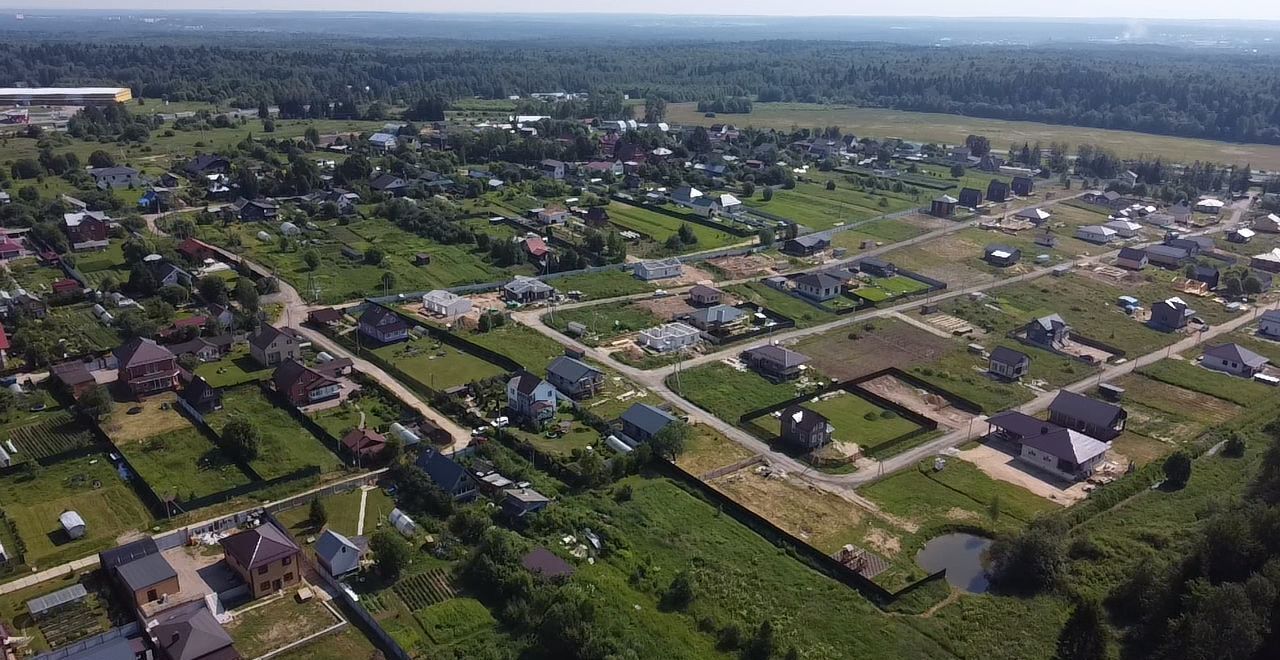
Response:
[634, 258, 682, 281]
[1075, 225, 1117, 244]
[638, 323, 700, 352]
[422, 290, 472, 317]
[368, 133, 398, 152]
[718, 193, 744, 216]
[1018, 428, 1111, 481]
[1194, 198, 1226, 214]
[1103, 220, 1142, 238]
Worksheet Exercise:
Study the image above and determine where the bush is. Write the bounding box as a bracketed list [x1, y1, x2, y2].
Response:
[1163, 450, 1192, 489]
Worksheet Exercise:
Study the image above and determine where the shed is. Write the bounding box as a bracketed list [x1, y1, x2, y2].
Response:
[60, 511, 86, 539]
[389, 508, 418, 538]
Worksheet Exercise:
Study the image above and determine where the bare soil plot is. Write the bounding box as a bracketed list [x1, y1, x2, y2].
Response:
[101, 392, 190, 443]
[1109, 431, 1176, 467]
[858, 374, 978, 430]
[796, 318, 955, 381]
[706, 253, 783, 278]
[881, 237, 996, 289]
[676, 425, 757, 476]
[633, 295, 700, 321]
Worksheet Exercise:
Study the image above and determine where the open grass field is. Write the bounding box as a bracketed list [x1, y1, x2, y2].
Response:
[1138, 358, 1279, 408]
[1110, 373, 1243, 445]
[829, 215, 939, 252]
[372, 335, 509, 392]
[276, 486, 395, 539]
[510, 409, 601, 456]
[577, 475, 958, 659]
[851, 274, 930, 303]
[606, 202, 742, 252]
[669, 362, 811, 424]
[269, 625, 376, 660]
[547, 269, 654, 299]
[4, 258, 64, 294]
[742, 182, 917, 231]
[415, 598, 496, 647]
[194, 345, 274, 388]
[794, 317, 954, 381]
[462, 322, 566, 373]
[752, 391, 921, 449]
[723, 281, 835, 328]
[665, 102, 1280, 170]
[226, 591, 340, 658]
[675, 424, 756, 476]
[542, 301, 663, 346]
[121, 426, 254, 502]
[74, 243, 130, 288]
[910, 339, 1094, 413]
[194, 217, 532, 304]
[0, 454, 152, 569]
[205, 387, 342, 479]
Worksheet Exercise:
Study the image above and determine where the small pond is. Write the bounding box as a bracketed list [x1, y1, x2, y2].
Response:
[916, 532, 992, 594]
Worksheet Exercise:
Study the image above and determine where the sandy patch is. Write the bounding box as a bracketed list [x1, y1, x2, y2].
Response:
[863, 527, 902, 556]
[955, 442, 1085, 506]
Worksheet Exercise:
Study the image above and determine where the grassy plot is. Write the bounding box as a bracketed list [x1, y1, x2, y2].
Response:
[226, 593, 340, 658]
[194, 345, 275, 388]
[276, 486, 395, 539]
[742, 183, 915, 231]
[753, 391, 920, 448]
[724, 281, 835, 328]
[542, 301, 663, 346]
[462, 323, 566, 373]
[122, 426, 254, 501]
[830, 216, 936, 252]
[0, 455, 153, 568]
[371, 335, 508, 392]
[205, 388, 342, 479]
[415, 598, 496, 647]
[605, 202, 740, 252]
[675, 424, 757, 476]
[1138, 358, 1278, 407]
[910, 341, 1092, 413]
[669, 362, 811, 424]
[548, 269, 654, 299]
[310, 387, 408, 439]
[0, 572, 121, 652]
[268, 626, 376, 660]
[4, 258, 64, 294]
[509, 409, 601, 456]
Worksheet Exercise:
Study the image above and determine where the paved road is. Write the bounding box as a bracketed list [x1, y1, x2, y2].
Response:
[514, 195, 1256, 494]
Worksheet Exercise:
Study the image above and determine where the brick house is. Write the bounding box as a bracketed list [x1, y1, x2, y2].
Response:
[272, 359, 342, 407]
[115, 338, 179, 397]
[248, 324, 299, 367]
[220, 523, 301, 600]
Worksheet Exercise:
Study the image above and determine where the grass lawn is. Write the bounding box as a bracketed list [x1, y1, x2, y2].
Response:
[462, 323, 566, 372]
[122, 426, 254, 502]
[276, 486, 396, 539]
[605, 201, 740, 252]
[310, 387, 408, 439]
[549, 269, 654, 299]
[415, 598, 496, 647]
[723, 281, 835, 328]
[0, 454, 153, 569]
[1138, 358, 1278, 407]
[668, 362, 810, 424]
[0, 384, 66, 435]
[542, 301, 663, 346]
[100, 392, 191, 443]
[910, 340, 1093, 413]
[742, 185, 911, 231]
[268, 626, 376, 660]
[194, 345, 274, 388]
[371, 336, 508, 391]
[205, 387, 342, 479]
[226, 592, 340, 658]
[830, 217, 934, 252]
[510, 410, 601, 457]
[4, 258, 64, 294]
[752, 391, 920, 449]
[675, 424, 756, 476]
[22, 304, 122, 355]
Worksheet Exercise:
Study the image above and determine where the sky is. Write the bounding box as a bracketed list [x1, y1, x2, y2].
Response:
[15, 1, 1280, 21]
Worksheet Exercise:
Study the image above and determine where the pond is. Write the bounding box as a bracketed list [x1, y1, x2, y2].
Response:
[916, 532, 993, 594]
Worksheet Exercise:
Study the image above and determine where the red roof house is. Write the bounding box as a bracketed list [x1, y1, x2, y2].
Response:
[115, 338, 179, 397]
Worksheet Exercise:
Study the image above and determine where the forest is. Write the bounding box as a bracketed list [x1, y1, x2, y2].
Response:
[2, 38, 1280, 144]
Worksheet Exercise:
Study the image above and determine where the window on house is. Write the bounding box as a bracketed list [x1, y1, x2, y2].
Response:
[258, 566, 268, 575]
[284, 572, 294, 581]
[282, 556, 292, 566]
[260, 582, 270, 591]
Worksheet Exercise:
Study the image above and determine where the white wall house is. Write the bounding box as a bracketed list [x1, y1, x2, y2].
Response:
[634, 258, 682, 281]
[1075, 225, 1117, 244]
[422, 290, 473, 317]
[1260, 310, 1280, 339]
[638, 323, 700, 352]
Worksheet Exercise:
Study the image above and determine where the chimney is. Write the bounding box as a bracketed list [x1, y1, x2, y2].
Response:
[171, 632, 181, 645]
[1040, 426, 1049, 435]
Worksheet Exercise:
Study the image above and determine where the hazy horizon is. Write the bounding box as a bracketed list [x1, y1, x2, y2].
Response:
[9, 2, 1280, 22]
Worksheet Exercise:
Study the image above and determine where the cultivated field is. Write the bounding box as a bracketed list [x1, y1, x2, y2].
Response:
[665, 102, 1280, 169]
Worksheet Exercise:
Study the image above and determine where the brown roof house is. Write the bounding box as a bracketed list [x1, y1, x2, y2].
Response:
[248, 324, 300, 368]
[272, 359, 342, 408]
[150, 601, 240, 660]
[742, 345, 809, 381]
[116, 338, 179, 398]
[341, 428, 389, 461]
[220, 523, 301, 600]
[100, 537, 180, 611]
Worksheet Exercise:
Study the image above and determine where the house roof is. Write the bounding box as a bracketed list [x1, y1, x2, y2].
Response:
[547, 355, 602, 384]
[52, 359, 94, 386]
[370, 173, 406, 189]
[509, 371, 551, 396]
[182, 375, 219, 406]
[620, 403, 676, 436]
[341, 428, 388, 455]
[985, 244, 1018, 259]
[0, 323, 8, 351]
[58, 636, 135, 660]
[314, 529, 362, 575]
[116, 552, 178, 593]
[1015, 208, 1051, 221]
[1146, 244, 1190, 259]
[504, 487, 550, 505]
[1022, 428, 1110, 465]
[987, 410, 1062, 438]
[504, 276, 555, 295]
[1203, 343, 1268, 368]
[100, 537, 159, 570]
[521, 547, 574, 579]
[689, 284, 721, 299]
[359, 304, 408, 332]
[273, 359, 338, 395]
[1261, 309, 1280, 324]
[220, 522, 299, 570]
[1049, 391, 1125, 428]
[152, 603, 236, 660]
[185, 154, 229, 173]
[794, 272, 843, 290]
[248, 324, 290, 351]
[1030, 314, 1068, 332]
[88, 166, 138, 178]
[308, 308, 344, 324]
[990, 346, 1030, 366]
[788, 233, 830, 248]
[690, 304, 744, 326]
[933, 194, 959, 204]
[743, 344, 809, 368]
[522, 236, 548, 257]
[1117, 247, 1148, 261]
[782, 405, 831, 432]
[114, 337, 174, 369]
[415, 449, 473, 492]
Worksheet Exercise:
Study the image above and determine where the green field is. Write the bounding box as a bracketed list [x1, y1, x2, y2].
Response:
[227, 591, 339, 657]
[723, 281, 835, 328]
[205, 387, 342, 479]
[910, 340, 1092, 413]
[74, 243, 130, 288]
[268, 626, 376, 660]
[1138, 358, 1278, 407]
[549, 269, 655, 299]
[670, 362, 812, 423]
[193, 345, 274, 388]
[542, 301, 663, 346]
[743, 182, 917, 231]
[122, 426, 255, 502]
[605, 202, 741, 252]
[371, 336, 509, 391]
[665, 101, 1280, 170]
[851, 275, 930, 303]
[462, 323, 567, 373]
[194, 217, 532, 304]
[4, 258, 64, 294]
[752, 391, 921, 448]
[0, 455, 153, 569]
[277, 486, 396, 539]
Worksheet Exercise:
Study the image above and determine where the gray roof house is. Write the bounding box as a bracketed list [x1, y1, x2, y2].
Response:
[314, 529, 363, 578]
[688, 304, 745, 330]
[1019, 427, 1111, 481]
[1149, 297, 1194, 331]
[1201, 343, 1269, 378]
[503, 276, 555, 304]
[779, 405, 834, 450]
[415, 449, 478, 501]
[150, 601, 238, 660]
[546, 355, 605, 399]
[781, 234, 831, 257]
[742, 345, 809, 381]
[1025, 314, 1071, 350]
[1048, 390, 1127, 440]
[618, 403, 677, 447]
[794, 272, 844, 302]
[1144, 244, 1191, 268]
[989, 346, 1031, 380]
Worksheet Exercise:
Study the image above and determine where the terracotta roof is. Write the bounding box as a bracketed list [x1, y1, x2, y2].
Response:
[341, 428, 388, 456]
